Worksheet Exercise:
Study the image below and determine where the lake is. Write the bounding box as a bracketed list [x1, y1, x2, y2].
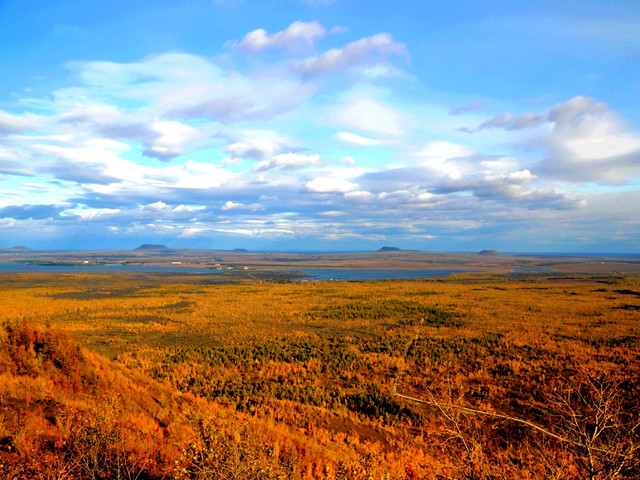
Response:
[295, 268, 467, 280]
[0, 263, 467, 280]
[0, 263, 221, 274]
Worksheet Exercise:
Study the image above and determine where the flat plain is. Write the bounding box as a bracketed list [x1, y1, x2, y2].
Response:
[0, 251, 639, 478]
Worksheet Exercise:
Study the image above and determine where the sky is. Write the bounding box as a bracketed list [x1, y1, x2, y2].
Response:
[0, 0, 639, 252]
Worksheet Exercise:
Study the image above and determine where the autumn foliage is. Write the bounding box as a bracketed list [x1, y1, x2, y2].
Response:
[0, 272, 638, 478]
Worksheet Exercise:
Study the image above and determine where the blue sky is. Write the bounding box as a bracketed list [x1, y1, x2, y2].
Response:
[0, 0, 639, 252]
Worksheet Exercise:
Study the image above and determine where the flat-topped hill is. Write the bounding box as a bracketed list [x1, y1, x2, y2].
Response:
[134, 244, 171, 251]
[0, 246, 33, 251]
[377, 246, 401, 252]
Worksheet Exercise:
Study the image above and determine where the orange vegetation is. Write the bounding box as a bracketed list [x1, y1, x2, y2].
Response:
[0, 272, 638, 479]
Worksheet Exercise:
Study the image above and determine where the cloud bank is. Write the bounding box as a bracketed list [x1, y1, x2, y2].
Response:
[0, 20, 638, 252]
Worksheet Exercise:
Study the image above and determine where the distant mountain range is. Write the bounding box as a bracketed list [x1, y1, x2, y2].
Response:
[377, 246, 401, 252]
[478, 249, 500, 256]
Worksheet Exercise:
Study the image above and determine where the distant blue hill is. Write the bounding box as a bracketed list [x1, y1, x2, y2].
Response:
[134, 244, 171, 251]
[0, 246, 33, 252]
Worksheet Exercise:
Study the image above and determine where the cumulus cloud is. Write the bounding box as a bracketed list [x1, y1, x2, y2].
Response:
[292, 33, 406, 77]
[57, 105, 197, 161]
[234, 21, 326, 51]
[547, 95, 607, 125]
[305, 177, 359, 193]
[254, 153, 321, 171]
[343, 190, 375, 201]
[541, 97, 640, 184]
[142, 121, 199, 160]
[431, 169, 580, 209]
[32, 143, 128, 185]
[224, 139, 278, 161]
[378, 189, 427, 202]
[416, 141, 473, 179]
[221, 201, 245, 211]
[336, 98, 403, 136]
[468, 96, 640, 184]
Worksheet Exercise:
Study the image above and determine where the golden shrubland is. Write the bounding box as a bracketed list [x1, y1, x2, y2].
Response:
[0, 272, 638, 479]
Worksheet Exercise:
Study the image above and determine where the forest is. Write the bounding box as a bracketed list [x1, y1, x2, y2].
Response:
[0, 272, 638, 479]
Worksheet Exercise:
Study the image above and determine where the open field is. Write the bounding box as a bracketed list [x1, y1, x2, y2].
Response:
[0, 272, 639, 478]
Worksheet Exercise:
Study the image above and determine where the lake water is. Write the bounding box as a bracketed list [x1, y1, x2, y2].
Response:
[295, 268, 467, 280]
[0, 263, 221, 274]
[0, 263, 467, 280]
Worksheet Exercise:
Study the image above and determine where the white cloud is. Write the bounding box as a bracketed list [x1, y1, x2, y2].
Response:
[305, 177, 359, 193]
[172, 204, 206, 213]
[32, 138, 234, 191]
[416, 141, 473, 179]
[541, 97, 640, 184]
[144, 120, 199, 160]
[2, 34, 637, 251]
[479, 158, 519, 172]
[147, 201, 169, 210]
[222, 201, 244, 211]
[66, 53, 312, 124]
[469, 96, 640, 184]
[547, 96, 606, 125]
[506, 169, 537, 184]
[254, 153, 321, 171]
[0, 111, 44, 133]
[481, 170, 538, 189]
[343, 190, 375, 202]
[220, 157, 240, 166]
[180, 226, 206, 237]
[234, 21, 326, 51]
[84, 138, 130, 153]
[430, 167, 579, 208]
[70, 207, 121, 219]
[548, 97, 638, 160]
[335, 131, 386, 146]
[292, 33, 406, 77]
[54, 102, 203, 161]
[336, 98, 403, 136]
[224, 139, 278, 160]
